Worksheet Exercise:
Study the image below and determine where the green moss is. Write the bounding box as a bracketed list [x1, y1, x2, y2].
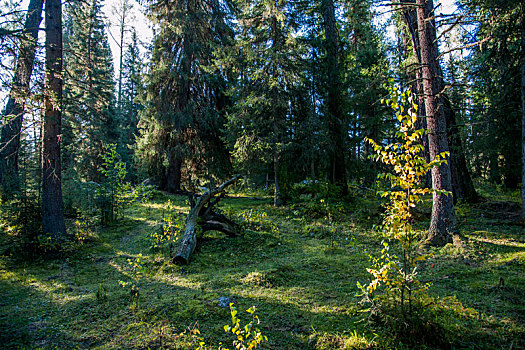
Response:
[0, 191, 523, 349]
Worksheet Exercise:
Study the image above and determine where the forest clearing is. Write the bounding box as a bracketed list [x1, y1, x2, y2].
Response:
[1, 0, 525, 348]
[1, 185, 524, 349]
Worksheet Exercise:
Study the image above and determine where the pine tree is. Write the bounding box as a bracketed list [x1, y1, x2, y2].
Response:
[62, 0, 117, 182]
[42, 0, 66, 238]
[414, 0, 456, 245]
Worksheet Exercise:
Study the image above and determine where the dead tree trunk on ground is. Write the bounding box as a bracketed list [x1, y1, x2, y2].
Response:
[172, 174, 241, 264]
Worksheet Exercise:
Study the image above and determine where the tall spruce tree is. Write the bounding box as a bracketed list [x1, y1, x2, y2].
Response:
[120, 30, 143, 179]
[415, 0, 456, 245]
[219, 0, 302, 205]
[137, 0, 233, 192]
[342, 0, 388, 181]
[62, 0, 118, 182]
[459, 0, 523, 196]
[320, 0, 348, 194]
[398, 0, 478, 204]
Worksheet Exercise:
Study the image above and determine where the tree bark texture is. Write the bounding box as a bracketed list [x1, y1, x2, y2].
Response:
[321, 0, 348, 195]
[0, 0, 44, 198]
[165, 155, 182, 193]
[401, 0, 476, 202]
[42, 0, 66, 238]
[401, 2, 432, 188]
[416, 0, 456, 245]
[173, 174, 241, 264]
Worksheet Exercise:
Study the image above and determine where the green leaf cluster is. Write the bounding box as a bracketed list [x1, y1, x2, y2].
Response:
[359, 83, 448, 315]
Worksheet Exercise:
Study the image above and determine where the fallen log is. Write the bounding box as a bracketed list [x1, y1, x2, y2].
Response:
[172, 174, 241, 264]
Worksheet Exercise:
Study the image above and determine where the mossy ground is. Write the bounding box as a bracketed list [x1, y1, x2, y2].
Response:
[0, 186, 524, 349]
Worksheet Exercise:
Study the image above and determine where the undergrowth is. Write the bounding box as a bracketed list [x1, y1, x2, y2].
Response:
[0, 186, 523, 349]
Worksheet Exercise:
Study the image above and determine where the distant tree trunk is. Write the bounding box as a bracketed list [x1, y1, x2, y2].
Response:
[443, 95, 479, 203]
[165, 156, 182, 193]
[271, 15, 283, 207]
[416, 0, 456, 245]
[42, 0, 67, 238]
[0, 0, 44, 198]
[521, 0, 525, 217]
[273, 148, 282, 207]
[115, 0, 132, 112]
[321, 0, 348, 195]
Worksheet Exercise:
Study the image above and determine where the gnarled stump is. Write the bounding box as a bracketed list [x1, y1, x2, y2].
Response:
[172, 175, 241, 264]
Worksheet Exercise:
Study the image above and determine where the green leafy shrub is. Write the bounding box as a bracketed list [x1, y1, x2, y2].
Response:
[290, 181, 347, 203]
[98, 144, 131, 224]
[0, 195, 42, 254]
[147, 200, 185, 252]
[232, 208, 279, 234]
[131, 184, 157, 203]
[312, 331, 374, 350]
[182, 303, 267, 350]
[357, 84, 450, 344]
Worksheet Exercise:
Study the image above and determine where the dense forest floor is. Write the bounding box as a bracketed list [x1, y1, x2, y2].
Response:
[1, 186, 524, 349]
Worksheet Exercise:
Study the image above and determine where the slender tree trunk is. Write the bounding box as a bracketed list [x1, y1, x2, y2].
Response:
[273, 149, 282, 206]
[116, 0, 131, 112]
[521, 0, 525, 217]
[0, 0, 44, 198]
[42, 0, 66, 238]
[321, 0, 347, 195]
[443, 95, 479, 203]
[416, 0, 456, 245]
[271, 13, 283, 207]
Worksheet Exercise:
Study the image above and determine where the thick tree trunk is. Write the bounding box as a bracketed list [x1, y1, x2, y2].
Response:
[42, 0, 67, 238]
[401, 0, 475, 198]
[321, 0, 348, 195]
[416, 0, 456, 246]
[165, 155, 182, 193]
[173, 174, 241, 264]
[401, 1, 431, 188]
[0, 0, 44, 198]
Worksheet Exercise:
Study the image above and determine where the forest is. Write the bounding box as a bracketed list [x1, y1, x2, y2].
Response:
[0, 0, 524, 348]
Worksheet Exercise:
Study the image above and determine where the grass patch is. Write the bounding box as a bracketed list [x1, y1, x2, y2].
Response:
[0, 189, 524, 349]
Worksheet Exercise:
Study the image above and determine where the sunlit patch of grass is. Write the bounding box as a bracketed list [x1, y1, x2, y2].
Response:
[0, 188, 524, 348]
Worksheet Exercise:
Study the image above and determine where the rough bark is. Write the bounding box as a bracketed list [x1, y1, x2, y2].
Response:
[416, 0, 456, 246]
[173, 174, 241, 264]
[0, 0, 44, 198]
[321, 0, 348, 195]
[401, 4, 432, 189]
[42, 0, 67, 238]
[165, 156, 182, 193]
